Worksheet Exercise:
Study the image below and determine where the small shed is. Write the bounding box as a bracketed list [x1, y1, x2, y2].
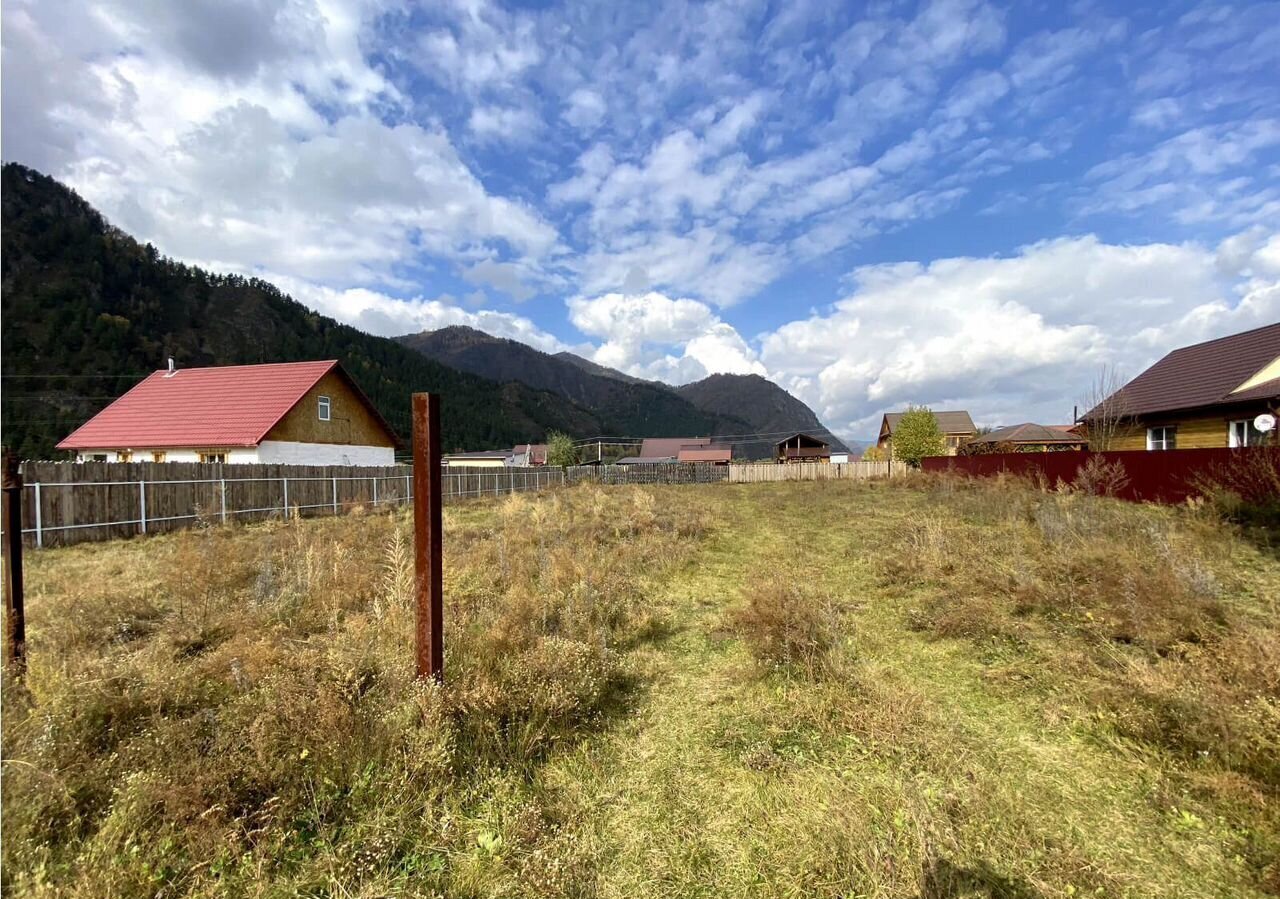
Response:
[775, 432, 830, 464]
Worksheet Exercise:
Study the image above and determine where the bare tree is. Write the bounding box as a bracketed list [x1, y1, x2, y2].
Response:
[1078, 364, 1133, 451]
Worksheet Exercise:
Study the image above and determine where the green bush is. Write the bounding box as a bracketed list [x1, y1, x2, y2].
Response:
[891, 406, 945, 467]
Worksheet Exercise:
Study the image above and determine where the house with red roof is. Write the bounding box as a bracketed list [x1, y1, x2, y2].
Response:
[57, 360, 398, 465]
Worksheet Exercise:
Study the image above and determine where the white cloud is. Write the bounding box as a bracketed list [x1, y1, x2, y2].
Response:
[567, 291, 766, 384]
[757, 234, 1280, 440]
[273, 275, 566, 351]
[1, 0, 562, 296]
[562, 88, 606, 132]
[468, 104, 541, 143]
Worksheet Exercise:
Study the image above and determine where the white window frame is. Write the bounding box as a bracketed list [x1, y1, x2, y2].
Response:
[1229, 419, 1267, 447]
[1146, 425, 1177, 451]
[318, 395, 331, 421]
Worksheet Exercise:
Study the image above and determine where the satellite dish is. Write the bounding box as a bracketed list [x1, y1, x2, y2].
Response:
[1255, 413, 1276, 433]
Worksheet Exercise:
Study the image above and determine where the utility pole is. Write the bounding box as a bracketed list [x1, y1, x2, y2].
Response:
[412, 394, 443, 683]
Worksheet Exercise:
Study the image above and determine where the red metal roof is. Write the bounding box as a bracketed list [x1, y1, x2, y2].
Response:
[58, 360, 345, 449]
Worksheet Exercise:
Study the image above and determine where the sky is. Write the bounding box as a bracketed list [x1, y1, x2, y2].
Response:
[3, 0, 1279, 442]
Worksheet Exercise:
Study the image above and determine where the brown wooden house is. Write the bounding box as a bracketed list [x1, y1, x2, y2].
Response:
[775, 432, 830, 464]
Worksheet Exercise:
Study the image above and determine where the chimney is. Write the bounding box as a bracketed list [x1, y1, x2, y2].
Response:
[165, 357, 177, 378]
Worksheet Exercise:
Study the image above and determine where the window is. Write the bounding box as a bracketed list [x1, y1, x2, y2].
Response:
[87, 453, 108, 462]
[152, 451, 167, 463]
[1229, 419, 1266, 447]
[318, 395, 331, 421]
[1146, 426, 1177, 451]
[199, 452, 227, 464]
[116, 450, 133, 462]
[946, 435, 960, 448]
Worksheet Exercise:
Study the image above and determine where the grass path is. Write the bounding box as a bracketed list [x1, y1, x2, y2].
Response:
[538, 484, 1266, 899]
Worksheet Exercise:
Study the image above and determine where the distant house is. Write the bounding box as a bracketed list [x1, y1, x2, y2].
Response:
[57, 360, 397, 465]
[441, 450, 510, 468]
[1083, 323, 1279, 450]
[512, 443, 548, 466]
[962, 423, 1086, 454]
[830, 451, 855, 464]
[775, 432, 830, 464]
[677, 446, 732, 464]
[638, 437, 712, 460]
[877, 410, 975, 457]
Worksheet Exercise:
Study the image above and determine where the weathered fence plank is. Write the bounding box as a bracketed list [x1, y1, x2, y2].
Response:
[727, 461, 896, 482]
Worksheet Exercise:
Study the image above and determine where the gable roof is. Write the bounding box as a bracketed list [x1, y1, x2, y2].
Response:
[57, 360, 394, 450]
[967, 423, 1085, 445]
[774, 432, 829, 449]
[1090, 323, 1280, 419]
[639, 437, 711, 458]
[882, 410, 976, 434]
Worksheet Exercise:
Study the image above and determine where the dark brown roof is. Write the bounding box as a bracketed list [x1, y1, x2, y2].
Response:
[968, 423, 1086, 445]
[883, 410, 975, 434]
[773, 432, 829, 449]
[1090, 322, 1280, 418]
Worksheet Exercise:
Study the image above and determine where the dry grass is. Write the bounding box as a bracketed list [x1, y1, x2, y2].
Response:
[2, 486, 707, 897]
[3, 475, 1278, 898]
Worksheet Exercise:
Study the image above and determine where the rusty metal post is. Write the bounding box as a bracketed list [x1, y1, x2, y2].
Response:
[2, 449, 27, 675]
[412, 394, 443, 682]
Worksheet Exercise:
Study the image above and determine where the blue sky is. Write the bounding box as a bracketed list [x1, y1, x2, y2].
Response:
[3, 0, 1278, 440]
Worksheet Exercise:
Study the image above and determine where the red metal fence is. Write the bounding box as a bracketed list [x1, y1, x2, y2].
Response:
[921, 447, 1279, 504]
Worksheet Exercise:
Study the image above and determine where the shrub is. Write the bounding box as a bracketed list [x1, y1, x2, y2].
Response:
[1071, 455, 1130, 497]
[546, 431, 579, 468]
[730, 578, 838, 677]
[891, 407, 946, 467]
[1191, 445, 1280, 528]
[861, 445, 886, 462]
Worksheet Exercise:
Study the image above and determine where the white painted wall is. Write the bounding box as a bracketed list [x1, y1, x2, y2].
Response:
[77, 441, 393, 466]
[255, 441, 394, 466]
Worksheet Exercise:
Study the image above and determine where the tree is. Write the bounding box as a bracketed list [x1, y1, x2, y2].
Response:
[546, 431, 579, 468]
[861, 445, 886, 462]
[1078, 365, 1132, 451]
[891, 406, 945, 467]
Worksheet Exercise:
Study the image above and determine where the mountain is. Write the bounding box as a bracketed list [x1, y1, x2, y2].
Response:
[397, 326, 756, 438]
[0, 163, 605, 458]
[552, 351, 651, 385]
[398, 326, 847, 456]
[677, 374, 848, 452]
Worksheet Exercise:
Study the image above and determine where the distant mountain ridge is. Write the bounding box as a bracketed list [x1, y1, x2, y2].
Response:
[397, 325, 847, 453]
[397, 326, 754, 439]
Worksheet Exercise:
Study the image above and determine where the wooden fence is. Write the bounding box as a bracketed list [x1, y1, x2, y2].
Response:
[12, 461, 564, 548]
[8, 458, 902, 549]
[568, 462, 730, 485]
[728, 461, 897, 482]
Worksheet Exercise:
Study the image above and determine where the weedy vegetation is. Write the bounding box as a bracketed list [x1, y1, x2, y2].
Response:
[2, 476, 1277, 898]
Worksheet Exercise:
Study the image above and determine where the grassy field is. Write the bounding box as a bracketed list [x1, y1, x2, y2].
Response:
[3, 477, 1278, 898]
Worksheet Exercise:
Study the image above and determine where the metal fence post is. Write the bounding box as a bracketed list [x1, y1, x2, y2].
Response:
[332, 476, 339, 514]
[405, 473, 411, 506]
[139, 481, 147, 534]
[412, 393, 443, 683]
[2, 450, 26, 675]
[220, 478, 227, 523]
[282, 477, 289, 516]
[372, 477, 378, 507]
[33, 482, 42, 549]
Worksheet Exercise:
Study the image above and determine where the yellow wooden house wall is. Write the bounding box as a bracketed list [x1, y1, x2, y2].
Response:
[1110, 406, 1273, 451]
[264, 370, 395, 447]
